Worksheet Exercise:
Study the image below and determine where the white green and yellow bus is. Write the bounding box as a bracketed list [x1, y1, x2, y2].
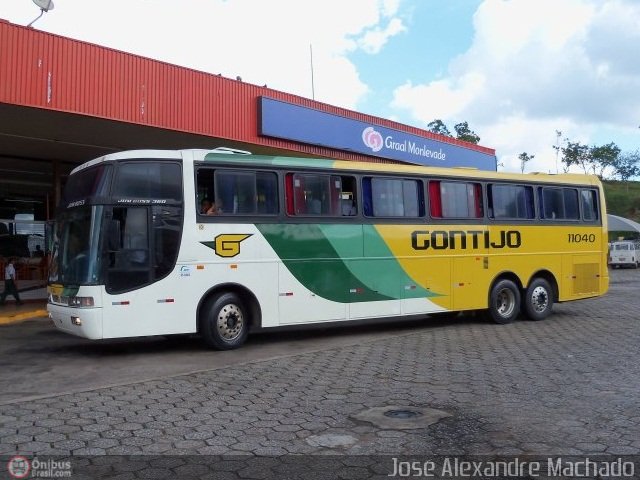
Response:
[47, 148, 609, 349]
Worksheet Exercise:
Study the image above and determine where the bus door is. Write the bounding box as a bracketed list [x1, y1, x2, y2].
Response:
[102, 205, 183, 337]
[451, 227, 490, 311]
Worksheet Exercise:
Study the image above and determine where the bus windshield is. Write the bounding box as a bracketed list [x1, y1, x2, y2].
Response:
[49, 205, 104, 286]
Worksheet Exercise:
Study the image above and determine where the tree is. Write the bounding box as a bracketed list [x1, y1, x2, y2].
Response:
[561, 141, 591, 174]
[590, 142, 620, 178]
[615, 150, 640, 188]
[453, 121, 480, 144]
[518, 152, 535, 173]
[427, 119, 481, 144]
[426, 119, 452, 137]
[557, 134, 623, 178]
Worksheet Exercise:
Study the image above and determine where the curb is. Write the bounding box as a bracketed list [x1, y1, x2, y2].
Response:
[0, 309, 48, 325]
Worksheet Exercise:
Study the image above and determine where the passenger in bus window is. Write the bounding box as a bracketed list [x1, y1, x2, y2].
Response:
[200, 198, 213, 214]
[33, 245, 45, 258]
[205, 198, 224, 215]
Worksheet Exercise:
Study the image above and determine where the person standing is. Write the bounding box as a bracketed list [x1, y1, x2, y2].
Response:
[0, 257, 23, 305]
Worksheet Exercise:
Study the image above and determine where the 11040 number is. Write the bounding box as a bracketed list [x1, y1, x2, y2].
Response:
[568, 233, 596, 243]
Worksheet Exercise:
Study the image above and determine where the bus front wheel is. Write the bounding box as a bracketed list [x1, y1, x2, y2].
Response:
[201, 292, 249, 350]
[523, 278, 554, 321]
[488, 279, 520, 324]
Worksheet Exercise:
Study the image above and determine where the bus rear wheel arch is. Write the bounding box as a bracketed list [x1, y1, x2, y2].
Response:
[522, 277, 555, 321]
[199, 291, 253, 350]
[487, 278, 521, 324]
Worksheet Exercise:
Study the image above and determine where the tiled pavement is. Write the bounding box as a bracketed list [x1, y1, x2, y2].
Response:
[1, 268, 639, 478]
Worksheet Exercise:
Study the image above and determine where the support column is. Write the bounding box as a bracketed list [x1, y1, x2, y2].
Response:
[52, 159, 61, 215]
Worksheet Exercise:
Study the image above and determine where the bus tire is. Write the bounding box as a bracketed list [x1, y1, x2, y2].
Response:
[488, 279, 520, 324]
[522, 278, 554, 321]
[200, 292, 249, 350]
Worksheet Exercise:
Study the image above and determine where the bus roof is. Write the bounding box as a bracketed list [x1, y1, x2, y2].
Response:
[72, 148, 602, 186]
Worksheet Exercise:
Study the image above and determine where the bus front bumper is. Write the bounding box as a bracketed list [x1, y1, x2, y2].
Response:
[48, 303, 103, 339]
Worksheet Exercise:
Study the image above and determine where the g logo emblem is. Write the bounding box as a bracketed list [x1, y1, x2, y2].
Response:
[212, 234, 252, 258]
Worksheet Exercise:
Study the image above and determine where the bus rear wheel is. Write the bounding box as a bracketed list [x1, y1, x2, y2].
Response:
[522, 278, 554, 321]
[201, 292, 249, 350]
[488, 279, 520, 324]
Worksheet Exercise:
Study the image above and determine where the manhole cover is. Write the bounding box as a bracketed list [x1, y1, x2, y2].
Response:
[351, 405, 452, 429]
[384, 409, 423, 419]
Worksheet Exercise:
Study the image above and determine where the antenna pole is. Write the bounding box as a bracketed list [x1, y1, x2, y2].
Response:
[555, 130, 561, 174]
[27, 9, 45, 28]
[310, 44, 315, 100]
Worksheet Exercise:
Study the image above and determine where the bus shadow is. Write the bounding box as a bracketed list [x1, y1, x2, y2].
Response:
[30, 311, 489, 358]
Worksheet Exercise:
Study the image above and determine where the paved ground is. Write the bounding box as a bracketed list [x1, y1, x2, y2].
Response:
[1, 268, 639, 478]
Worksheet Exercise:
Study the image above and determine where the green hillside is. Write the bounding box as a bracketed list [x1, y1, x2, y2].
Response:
[603, 180, 640, 221]
[603, 180, 640, 240]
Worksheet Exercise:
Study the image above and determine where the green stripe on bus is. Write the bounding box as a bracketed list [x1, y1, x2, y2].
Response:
[320, 224, 437, 299]
[257, 224, 392, 303]
[257, 224, 439, 302]
[203, 153, 335, 169]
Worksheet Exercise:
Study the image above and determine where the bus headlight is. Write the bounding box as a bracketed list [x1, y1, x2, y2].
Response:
[68, 297, 95, 307]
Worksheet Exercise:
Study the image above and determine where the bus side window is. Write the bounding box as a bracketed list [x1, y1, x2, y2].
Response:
[198, 168, 278, 216]
[581, 189, 599, 221]
[540, 187, 579, 220]
[488, 184, 534, 219]
[431, 180, 482, 218]
[196, 168, 215, 214]
[290, 173, 343, 216]
[364, 177, 422, 217]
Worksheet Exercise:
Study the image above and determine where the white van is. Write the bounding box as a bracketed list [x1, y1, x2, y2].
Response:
[609, 240, 640, 268]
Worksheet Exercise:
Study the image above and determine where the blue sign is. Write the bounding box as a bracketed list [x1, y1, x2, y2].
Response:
[258, 97, 496, 171]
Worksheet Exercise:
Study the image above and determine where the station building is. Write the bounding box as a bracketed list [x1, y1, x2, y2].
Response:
[0, 18, 496, 274]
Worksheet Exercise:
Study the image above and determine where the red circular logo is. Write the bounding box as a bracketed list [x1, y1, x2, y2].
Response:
[7, 456, 31, 479]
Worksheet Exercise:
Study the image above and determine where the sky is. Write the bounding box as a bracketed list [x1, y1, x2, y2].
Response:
[2, 0, 640, 174]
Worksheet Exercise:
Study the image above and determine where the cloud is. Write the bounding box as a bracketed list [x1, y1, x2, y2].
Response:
[358, 18, 407, 54]
[390, 0, 640, 173]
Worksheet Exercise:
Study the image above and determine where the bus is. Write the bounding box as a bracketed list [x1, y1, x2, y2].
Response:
[47, 148, 609, 349]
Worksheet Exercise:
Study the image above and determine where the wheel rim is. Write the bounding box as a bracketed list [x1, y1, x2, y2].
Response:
[496, 288, 516, 317]
[530, 286, 549, 313]
[217, 303, 244, 341]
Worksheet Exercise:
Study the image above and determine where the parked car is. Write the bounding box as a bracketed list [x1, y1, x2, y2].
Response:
[609, 240, 640, 268]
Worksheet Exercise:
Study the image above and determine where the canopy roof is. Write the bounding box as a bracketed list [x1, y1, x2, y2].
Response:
[608, 214, 640, 233]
